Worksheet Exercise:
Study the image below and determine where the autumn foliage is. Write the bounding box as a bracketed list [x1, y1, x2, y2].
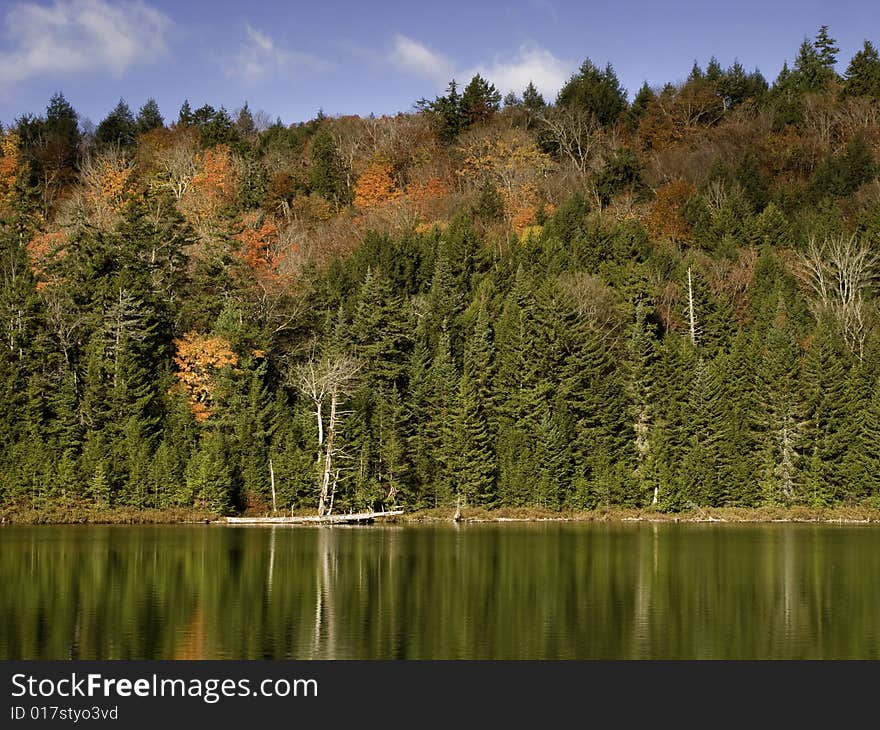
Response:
[0, 131, 20, 205]
[643, 179, 696, 243]
[181, 144, 238, 233]
[354, 158, 401, 210]
[26, 230, 67, 289]
[235, 212, 280, 275]
[172, 332, 238, 422]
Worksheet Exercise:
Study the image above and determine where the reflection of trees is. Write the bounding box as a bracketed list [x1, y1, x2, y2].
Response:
[3, 525, 880, 659]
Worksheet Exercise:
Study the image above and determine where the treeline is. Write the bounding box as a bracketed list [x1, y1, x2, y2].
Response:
[2, 26, 880, 515]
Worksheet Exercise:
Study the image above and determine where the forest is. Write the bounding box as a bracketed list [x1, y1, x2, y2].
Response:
[2, 25, 880, 517]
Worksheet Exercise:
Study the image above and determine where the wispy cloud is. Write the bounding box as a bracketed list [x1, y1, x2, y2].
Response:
[0, 0, 170, 88]
[466, 44, 571, 98]
[389, 34, 454, 86]
[227, 23, 333, 84]
[389, 34, 571, 99]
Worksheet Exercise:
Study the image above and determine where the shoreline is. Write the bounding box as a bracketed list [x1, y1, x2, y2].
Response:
[4, 504, 880, 526]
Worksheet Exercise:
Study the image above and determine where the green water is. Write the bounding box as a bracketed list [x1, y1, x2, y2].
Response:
[2, 523, 879, 659]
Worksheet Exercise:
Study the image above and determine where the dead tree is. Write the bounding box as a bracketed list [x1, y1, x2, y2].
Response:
[293, 347, 359, 515]
[799, 234, 878, 358]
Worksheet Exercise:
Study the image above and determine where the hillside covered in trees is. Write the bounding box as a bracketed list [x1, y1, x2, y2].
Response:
[3, 26, 880, 517]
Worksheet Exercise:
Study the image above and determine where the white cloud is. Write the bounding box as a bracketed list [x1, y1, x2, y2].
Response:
[388, 34, 571, 100]
[389, 34, 454, 86]
[465, 45, 571, 98]
[227, 23, 332, 83]
[0, 0, 170, 88]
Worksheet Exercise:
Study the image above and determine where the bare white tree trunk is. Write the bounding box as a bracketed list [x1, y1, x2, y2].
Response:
[318, 389, 338, 517]
[269, 459, 276, 515]
[292, 346, 359, 515]
[687, 267, 698, 346]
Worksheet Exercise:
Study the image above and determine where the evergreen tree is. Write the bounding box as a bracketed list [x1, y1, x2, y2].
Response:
[178, 100, 194, 126]
[756, 301, 805, 505]
[844, 41, 880, 98]
[557, 59, 627, 127]
[96, 99, 138, 149]
[461, 74, 502, 125]
[417, 80, 466, 143]
[309, 127, 347, 204]
[447, 319, 496, 505]
[136, 98, 164, 133]
[801, 315, 852, 505]
[186, 431, 233, 513]
[351, 268, 409, 388]
[814, 25, 840, 71]
[522, 81, 545, 111]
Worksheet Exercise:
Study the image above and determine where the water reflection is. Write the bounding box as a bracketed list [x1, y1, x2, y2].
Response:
[1, 523, 879, 659]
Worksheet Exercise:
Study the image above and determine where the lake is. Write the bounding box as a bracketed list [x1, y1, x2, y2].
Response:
[2, 522, 879, 659]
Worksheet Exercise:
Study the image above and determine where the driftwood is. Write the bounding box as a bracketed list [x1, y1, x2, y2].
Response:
[226, 509, 404, 526]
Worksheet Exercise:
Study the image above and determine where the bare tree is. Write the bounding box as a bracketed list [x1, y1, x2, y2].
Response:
[537, 106, 607, 177]
[559, 272, 625, 346]
[798, 234, 878, 357]
[292, 346, 360, 515]
[151, 132, 199, 201]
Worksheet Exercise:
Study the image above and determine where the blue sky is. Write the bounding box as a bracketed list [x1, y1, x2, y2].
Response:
[0, 0, 876, 129]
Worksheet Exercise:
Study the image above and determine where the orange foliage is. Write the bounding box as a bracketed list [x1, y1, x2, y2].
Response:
[172, 332, 238, 422]
[404, 177, 450, 221]
[643, 179, 696, 243]
[0, 131, 20, 204]
[353, 158, 402, 210]
[196, 145, 236, 199]
[233, 212, 291, 284]
[80, 153, 134, 225]
[181, 145, 238, 231]
[505, 181, 543, 232]
[26, 231, 66, 289]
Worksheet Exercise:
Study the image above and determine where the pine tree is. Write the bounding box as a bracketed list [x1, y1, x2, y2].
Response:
[426, 326, 458, 506]
[625, 300, 658, 500]
[417, 80, 465, 143]
[186, 431, 233, 513]
[374, 386, 409, 507]
[233, 363, 275, 511]
[844, 41, 880, 98]
[461, 74, 502, 126]
[801, 315, 852, 505]
[814, 25, 840, 71]
[756, 301, 805, 505]
[96, 99, 138, 149]
[844, 353, 880, 503]
[678, 357, 725, 505]
[309, 127, 347, 204]
[136, 98, 164, 133]
[351, 268, 409, 388]
[448, 344, 496, 506]
[557, 59, 628, 127]
[522, 81, 545, 111]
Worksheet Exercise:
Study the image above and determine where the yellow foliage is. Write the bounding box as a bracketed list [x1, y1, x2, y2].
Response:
[457, 128, 552, 194]
[414, 220, 448, 234]
[518, 225, 543, 242]
[80, 153, 135, 225]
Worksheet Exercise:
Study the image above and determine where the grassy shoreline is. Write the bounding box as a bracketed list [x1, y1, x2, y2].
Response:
[4, 503, 880, 525]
